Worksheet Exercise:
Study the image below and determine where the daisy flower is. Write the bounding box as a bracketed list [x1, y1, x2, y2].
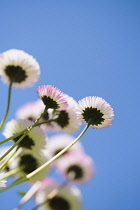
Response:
[52, 96, 81, 133]
[8, 149, 50, 182]
[16, 101, 38, 122]
[35, 178, 82, 210]
[37, 85, 68, 110]
[56, 153, 95, 184]
[16, 99, 53, 128]
[0, 49, 40, 88]
[3, 119, 47, 153]
[76, 96, 114, 129]
[31, 100, 55, 131]
[47, 134, 84, 159]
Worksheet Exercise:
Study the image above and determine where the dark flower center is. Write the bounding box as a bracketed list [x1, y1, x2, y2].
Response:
[67, 165, 83, 180]
[82, 107, 105, 126]
[42, 96, 59, 109]
[5, 166, 10, 172]
[4, 65, 27, 83]
[48, 196, 70, 210]
[19, 154, 38, 174]
[42, 111, 49, 120]
[56, 111, 69, 128]
[14, 134, 35, 149]
[27, 117, 35, 121]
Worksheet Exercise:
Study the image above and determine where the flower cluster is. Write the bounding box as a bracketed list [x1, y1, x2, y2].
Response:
[0, 49, 114, 209]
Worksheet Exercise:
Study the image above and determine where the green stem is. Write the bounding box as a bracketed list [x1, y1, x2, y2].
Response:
[0, 117, 56, 145]
[34, 117, 57, 126]
[0, 147, 18, 171]
[0, 176, 26, 193]
[0, 122, 91, 193]
[0, 107, 47, 162]
[0, 134, 26, 162]
[0, 130, 26, 145]
[0, 81, 12, 130]
[0, 167, 22, 180]
[27, 123, 90, 180]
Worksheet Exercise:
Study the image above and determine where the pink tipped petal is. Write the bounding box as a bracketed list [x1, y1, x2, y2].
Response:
[56, 152, 95, 184]
[76, 96, 114, 129]
[37, 85, 68, 110]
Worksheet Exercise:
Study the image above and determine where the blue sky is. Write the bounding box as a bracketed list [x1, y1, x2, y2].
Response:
[0, 1, 140, 209]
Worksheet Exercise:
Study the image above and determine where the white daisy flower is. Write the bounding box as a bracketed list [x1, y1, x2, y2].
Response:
[35, 178, 82, 210]
[37, 85, 68, 110]
[52, 96, 81, 133]
[56, 153, 95, 184]
[16, 99, 53, 126]
[3, 119, 47, 152]
[47, 134, 84, 159]
[8, 149, 50, 182]
[16, 101, 38, 122]
[31, 100, 54, 131]
[76, 96, 114, 129]
[0, 49, 40, 88]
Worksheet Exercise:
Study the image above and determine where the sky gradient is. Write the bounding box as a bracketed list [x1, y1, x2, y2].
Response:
[0, 1, 140, 210]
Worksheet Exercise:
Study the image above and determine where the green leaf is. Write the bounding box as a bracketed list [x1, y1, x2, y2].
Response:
[17, 191, 27, 196]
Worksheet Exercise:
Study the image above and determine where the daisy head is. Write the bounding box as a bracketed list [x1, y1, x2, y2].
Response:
[76, 96, 114, 129]
[52, 96, 81, 133]
[3, 119, 47, 152]
[39, 178, 59, 189]
[37, 85, 68, 110]
[16, 101, 38, 122]
[0, 49, 40, 88]
[56, 153, 95, 184]
[35, 179, 82, 210]
[47, 134, 84, 159]
[8, 149, 50, 182]
[31, 100, 55, 131]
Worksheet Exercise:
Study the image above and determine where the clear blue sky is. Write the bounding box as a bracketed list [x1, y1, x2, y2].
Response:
[0, 1, 140, 209]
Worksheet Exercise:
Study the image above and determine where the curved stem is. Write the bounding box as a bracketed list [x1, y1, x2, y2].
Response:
[27, 123, 90, 180]
[0, 134, 27, 162]
[0, 148, 17, 171]
[34, 118, 57, 126]
[0, 167, 22, 180]
[0, 107, 47, 162]
[0, 122, 91, 193]
[0, 176, 26, 193]
[0, 81, 12, 130]
[0, 130, 26, 145]
[0, 117, 57, 145]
